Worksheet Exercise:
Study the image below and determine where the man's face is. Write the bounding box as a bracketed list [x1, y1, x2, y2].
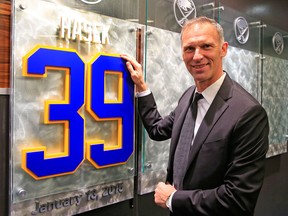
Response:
[181, 22, 228, 87]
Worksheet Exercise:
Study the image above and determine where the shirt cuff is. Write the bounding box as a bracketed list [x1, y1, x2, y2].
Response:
[135, 89, 151, 97]
[166, 191, 176, 212]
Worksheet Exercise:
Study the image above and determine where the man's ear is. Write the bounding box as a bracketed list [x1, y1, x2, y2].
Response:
[221, 42, 228, 57]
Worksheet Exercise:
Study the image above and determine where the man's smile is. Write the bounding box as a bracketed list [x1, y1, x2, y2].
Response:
[192, 63, 209, 69]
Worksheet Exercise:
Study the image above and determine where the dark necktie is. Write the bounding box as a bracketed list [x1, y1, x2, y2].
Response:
[191, 93, 203, 142]
[173, 92, 203, 189]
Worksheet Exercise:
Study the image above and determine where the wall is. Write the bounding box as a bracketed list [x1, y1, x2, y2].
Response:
[213, 1, 288, 215]
[219, 0, 288, 31]
[0, 0, 287, 216]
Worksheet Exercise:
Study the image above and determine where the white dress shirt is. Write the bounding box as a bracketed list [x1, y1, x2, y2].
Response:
[192, 73, 226, 145]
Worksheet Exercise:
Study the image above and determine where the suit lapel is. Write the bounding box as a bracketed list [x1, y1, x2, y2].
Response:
[186, 74, 234, 168]
[187, 95, 228, 165]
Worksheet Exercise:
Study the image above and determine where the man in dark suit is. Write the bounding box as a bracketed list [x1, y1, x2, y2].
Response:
[121, 16, 269, 216]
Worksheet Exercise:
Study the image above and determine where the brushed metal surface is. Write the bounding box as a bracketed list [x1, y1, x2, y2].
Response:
[11, 0, 138, 214]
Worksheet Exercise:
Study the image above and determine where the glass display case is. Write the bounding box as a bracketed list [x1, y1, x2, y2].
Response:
[262, 25, 288, 156]
[11, 0, 139, 215]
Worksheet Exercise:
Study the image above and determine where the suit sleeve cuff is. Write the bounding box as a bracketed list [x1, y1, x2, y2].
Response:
[135, 89, 151, 97]
[166, 191, 177, 212]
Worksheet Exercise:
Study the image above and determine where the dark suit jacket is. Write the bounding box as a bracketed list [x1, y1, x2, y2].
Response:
[138, 73, 269, 216]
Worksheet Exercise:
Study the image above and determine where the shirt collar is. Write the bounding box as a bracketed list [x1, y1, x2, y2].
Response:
[196, 73, 226, 105]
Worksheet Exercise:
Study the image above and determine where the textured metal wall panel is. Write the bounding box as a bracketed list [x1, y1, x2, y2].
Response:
[11, 0, 139, 215]
[263, 55, 288, 157]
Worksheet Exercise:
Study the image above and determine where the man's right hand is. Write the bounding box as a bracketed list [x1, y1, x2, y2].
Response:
[120, 54, 148, 93]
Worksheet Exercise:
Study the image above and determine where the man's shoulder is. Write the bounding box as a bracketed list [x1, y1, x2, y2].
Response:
[231, 81, 261, 106]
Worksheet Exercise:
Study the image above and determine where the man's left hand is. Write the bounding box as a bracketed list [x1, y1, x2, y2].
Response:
[154, 182, 176, 208]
